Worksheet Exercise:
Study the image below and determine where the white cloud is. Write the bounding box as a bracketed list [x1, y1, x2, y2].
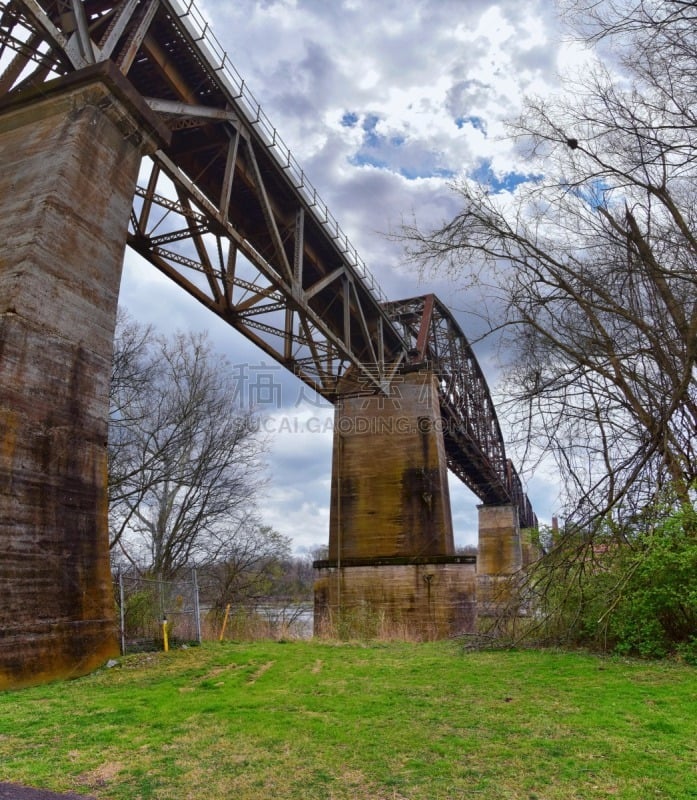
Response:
[246, 403, 335, 552]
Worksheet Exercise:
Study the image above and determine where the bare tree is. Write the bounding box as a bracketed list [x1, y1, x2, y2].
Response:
[402, 0, 697, 528]
[109, 312, 267, 577]
[109, 310, 159, 551]
[201, 520, 294, 611]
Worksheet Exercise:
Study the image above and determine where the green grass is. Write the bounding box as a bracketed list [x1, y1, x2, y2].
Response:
[1, 641, 696, 799]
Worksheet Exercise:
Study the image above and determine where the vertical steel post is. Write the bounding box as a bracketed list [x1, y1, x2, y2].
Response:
[118, 569, 126, 656]
[192, 567, 202, 643]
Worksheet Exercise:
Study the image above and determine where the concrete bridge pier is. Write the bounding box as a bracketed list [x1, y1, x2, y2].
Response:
[0, 64, 167, 689]
[476, 504, 523, 623]
[314, 371, 477, 639]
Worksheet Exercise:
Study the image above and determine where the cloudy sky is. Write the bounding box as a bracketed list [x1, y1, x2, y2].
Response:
[120, 0, 582, 553]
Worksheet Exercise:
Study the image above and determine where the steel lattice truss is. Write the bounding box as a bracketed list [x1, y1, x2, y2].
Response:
[384, 296, 536, 528]
[0, 0, 536, 524]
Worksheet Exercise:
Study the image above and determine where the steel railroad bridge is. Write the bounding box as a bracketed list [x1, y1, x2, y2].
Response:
[0, 0, 536, 686]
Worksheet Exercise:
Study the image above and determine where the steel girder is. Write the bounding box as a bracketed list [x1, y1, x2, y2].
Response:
[0, 0, 536, 525]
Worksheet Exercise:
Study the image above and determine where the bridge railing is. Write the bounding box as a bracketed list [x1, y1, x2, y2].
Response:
[169, 0, 388, 305]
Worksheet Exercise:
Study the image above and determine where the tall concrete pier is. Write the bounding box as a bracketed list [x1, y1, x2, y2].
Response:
[0, 65, 167, 689]
[314, 372, 477, 639]
[476, 504, 522, 621]
[329, 372, 454, 561]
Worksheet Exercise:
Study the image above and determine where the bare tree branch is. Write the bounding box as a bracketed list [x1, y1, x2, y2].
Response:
[108, 311, 267, 578]
[400, 0, 697, 527]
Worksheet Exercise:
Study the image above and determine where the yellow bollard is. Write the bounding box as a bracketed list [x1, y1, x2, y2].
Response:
[162, 617, 169, 652]
[219, 603, 231, 641]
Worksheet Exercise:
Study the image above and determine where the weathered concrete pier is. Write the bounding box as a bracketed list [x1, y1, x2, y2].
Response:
[315, 372, 477, 639]
[0, 65, 168, 689]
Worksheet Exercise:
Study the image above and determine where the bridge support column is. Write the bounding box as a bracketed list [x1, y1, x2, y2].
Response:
[329, 371, 454, 560]
[314, 371, 476, 639]
[476, 504, 523, 622]
[0, 65, 167, 688]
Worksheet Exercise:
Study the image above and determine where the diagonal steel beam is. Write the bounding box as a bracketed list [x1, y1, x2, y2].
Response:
[243, 136, 293, 282]
[16, 0, 78, 64]
[68, 0, 95, 63]
[116, 0, 158, 74]
[98, 0, 139, 59]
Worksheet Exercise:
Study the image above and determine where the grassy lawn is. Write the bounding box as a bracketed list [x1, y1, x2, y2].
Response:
[0, 640, 696, 799]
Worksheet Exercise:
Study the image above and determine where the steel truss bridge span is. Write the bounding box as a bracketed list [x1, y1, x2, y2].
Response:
[384, 295, 536, 528]
[0, 0, 536, 528]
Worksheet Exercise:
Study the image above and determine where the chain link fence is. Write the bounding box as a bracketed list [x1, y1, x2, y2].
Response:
[115, 569, 202, 654]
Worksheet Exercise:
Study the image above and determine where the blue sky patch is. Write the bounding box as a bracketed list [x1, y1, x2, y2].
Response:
[569, 178, 613, 210]
[345, 112, 454, 180]
[399, 165, 456, 180]
[340, 111, 359, 127]
[471, 159, 541, 193]
[349, 152, 389, 170]
[456, 115, 487, 135]
[362, 114, 382, 147]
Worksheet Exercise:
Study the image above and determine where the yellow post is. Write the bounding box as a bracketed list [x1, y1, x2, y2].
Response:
[219, 603, 231, 641]
[162, 618, 169, 652]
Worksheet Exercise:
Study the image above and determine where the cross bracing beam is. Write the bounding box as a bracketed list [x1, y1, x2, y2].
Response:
[0, 0, 536, 525]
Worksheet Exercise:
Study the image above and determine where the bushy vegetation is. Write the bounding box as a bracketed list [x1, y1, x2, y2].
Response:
[519, 500, 697, 661]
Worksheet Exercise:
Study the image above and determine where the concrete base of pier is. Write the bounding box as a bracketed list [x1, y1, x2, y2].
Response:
[314, 557, 477, 640]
